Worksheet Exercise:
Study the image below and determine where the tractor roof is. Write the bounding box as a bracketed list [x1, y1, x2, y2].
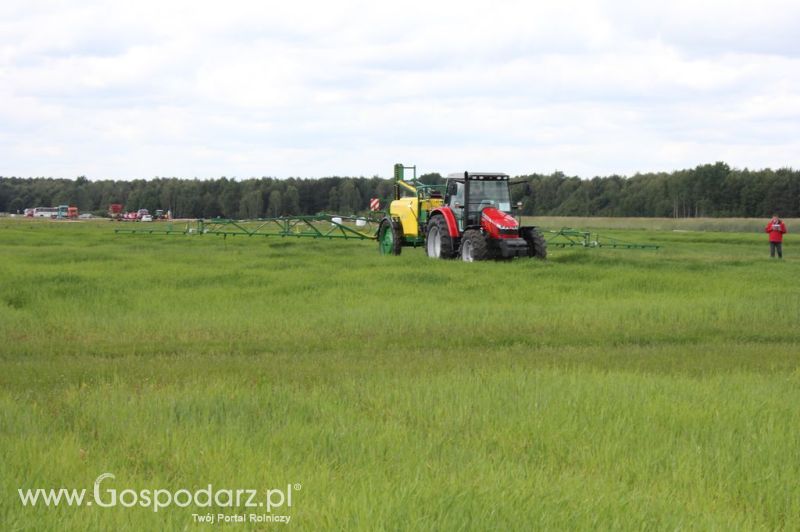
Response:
[447, 172, 509, 181]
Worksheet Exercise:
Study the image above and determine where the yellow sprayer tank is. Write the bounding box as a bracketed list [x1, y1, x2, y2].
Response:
[389, 196, 443, 238]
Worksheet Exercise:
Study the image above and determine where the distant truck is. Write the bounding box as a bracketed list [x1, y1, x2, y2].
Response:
[57, 205, 79, 219]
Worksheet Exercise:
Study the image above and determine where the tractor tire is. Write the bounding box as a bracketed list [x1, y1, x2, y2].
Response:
[425, 215, 456, 259]
[460, 229, 490, 262]
[378, 217, 402, 256]
[521, 227, 547, 259]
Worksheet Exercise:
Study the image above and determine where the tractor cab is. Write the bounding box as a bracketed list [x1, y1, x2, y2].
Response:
[445, 172, 511, 231]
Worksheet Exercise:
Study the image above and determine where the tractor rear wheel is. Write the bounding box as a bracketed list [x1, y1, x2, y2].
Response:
[460, 229, 490, 262]
[522, 227, 547, 259]
[425, 215, 456, 259]
[378, 218, 402, 256]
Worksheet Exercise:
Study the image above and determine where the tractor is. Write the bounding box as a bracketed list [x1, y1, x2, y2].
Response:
[378, 163, 547, 261]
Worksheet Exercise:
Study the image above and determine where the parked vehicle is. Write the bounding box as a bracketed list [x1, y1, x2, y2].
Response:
[33, 207, 58, 218]
[57, 205, 79, 219]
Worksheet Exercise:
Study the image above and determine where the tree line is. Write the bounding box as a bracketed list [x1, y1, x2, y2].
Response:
[0, 162, 798, 218]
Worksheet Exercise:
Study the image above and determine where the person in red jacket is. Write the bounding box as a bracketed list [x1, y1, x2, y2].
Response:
[765, 214, 787, 258]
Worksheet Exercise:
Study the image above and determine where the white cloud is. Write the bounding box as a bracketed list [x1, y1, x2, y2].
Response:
[1, 0, 799, 179]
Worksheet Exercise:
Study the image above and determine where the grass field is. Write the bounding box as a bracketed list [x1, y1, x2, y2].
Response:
[1, 217, 799, 530]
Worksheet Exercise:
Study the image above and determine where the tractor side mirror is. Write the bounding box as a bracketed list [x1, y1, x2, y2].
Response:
[516, 202, 523, 209]
[524, 183, 532, 195]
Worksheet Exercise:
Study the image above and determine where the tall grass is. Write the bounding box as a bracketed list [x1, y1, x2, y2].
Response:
[1, 219, 799, 530]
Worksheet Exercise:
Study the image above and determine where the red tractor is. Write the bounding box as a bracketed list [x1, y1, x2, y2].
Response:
[380, 165, 547, 261]
[426, 172, 546, 261]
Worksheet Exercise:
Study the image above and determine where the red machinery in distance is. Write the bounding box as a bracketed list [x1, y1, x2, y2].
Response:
[108, 204, 124, 221]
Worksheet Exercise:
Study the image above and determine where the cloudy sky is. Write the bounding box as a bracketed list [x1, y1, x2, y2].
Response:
[1, 0, 799, 180]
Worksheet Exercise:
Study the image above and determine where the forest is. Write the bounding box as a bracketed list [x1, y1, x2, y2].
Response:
[1, 162, 798, 218]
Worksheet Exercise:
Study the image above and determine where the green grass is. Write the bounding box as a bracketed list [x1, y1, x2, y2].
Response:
[1, 218, 799, 530]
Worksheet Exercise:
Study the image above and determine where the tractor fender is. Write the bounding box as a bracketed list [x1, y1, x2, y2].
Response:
[429, 207, 459, 237]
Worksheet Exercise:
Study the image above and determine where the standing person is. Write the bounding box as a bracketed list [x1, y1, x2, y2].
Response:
[765, 214, 787, 258]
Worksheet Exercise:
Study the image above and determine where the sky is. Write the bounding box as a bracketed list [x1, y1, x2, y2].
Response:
[1, 0, 799, 180]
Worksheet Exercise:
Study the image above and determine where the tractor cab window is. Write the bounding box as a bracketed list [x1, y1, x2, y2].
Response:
[467, 181, 511, 218]
[447, 181, 464, 211]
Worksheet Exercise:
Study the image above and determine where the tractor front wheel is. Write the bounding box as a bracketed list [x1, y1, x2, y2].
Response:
[460, 229, 490, 262]
[378, 218, 402, 256]
[521, 227, 547, 259]
[425, 215, 456, 259]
